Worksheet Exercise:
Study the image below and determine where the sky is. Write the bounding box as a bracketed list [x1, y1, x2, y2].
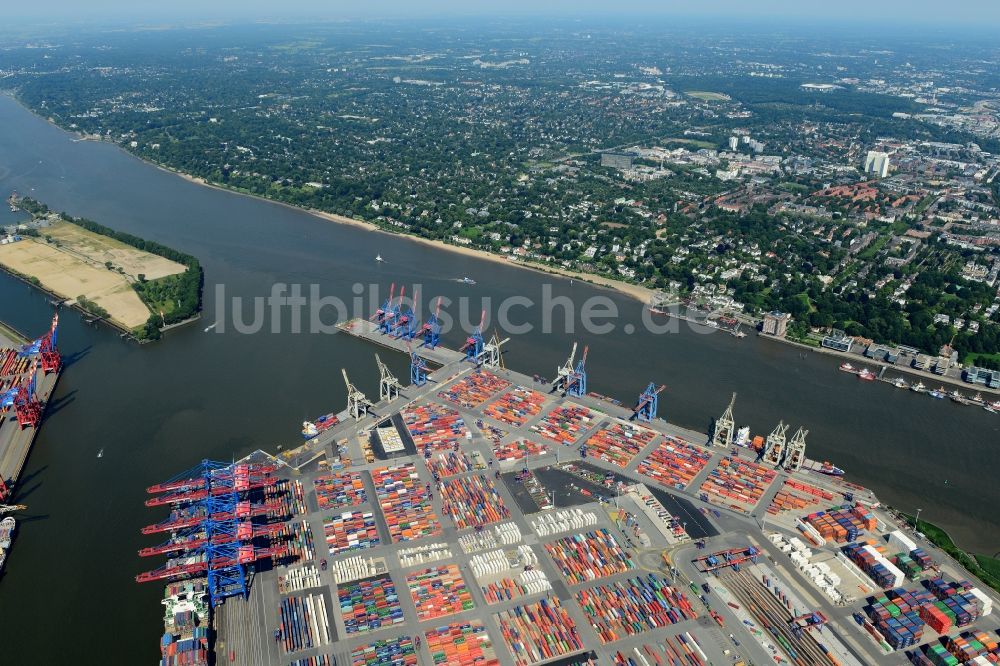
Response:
[7, 0, 1000, 27]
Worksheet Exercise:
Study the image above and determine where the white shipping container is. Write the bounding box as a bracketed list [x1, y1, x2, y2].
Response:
[966, 586, 993, 616]
[887, 530, 916, 555]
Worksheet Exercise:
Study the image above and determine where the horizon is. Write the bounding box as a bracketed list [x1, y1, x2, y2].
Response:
[4, 0, 1000, 30]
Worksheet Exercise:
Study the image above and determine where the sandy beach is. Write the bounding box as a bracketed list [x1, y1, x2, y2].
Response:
[163, 169, 656, 305]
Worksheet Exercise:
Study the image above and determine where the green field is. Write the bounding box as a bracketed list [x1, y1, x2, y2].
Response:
[963, 351, 1000, 367]
[685, 90, 731, 102]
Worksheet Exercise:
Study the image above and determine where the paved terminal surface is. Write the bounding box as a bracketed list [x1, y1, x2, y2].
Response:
[210, 324, 1000, 666]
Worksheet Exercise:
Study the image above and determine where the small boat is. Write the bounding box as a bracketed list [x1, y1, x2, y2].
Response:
[910, 381, 926, 393]
[972, 393, 984, 404]
[460, 277, 476, 285]
[985, 405, 997, 414]
[302, 413, 340, 440]
[950, 390, 969, 405]
[990, 400, 1000, 410]
[858, 368, 876, 381]
[97, 449, 103, 458]
[839, 363, 857, 373]
[203, 323, 217, 333]
[928, 387, 946, 399]
[890, 377, 909, 389]
[375, 254, 383, 262]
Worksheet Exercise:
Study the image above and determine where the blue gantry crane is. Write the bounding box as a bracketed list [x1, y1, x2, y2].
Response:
[632, 382, 664, 423]
[564, 345, 589, 397]
[409, 343, 431, 386]
[392, 288, 419, 339]
[461, 309, 486, 362]
[420, 297, 443, 349]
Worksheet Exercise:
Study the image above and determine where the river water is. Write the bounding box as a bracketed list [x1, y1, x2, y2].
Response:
[0, 94, 997, 661]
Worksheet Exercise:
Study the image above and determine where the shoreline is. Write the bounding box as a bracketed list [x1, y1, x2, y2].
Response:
[5, 84, 655, 309]
[162, 167, 656, 304]
[757, 332, 1000, 397]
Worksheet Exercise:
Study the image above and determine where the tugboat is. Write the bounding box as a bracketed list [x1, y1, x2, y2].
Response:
[857, 368, 876, 381]
[950, 390, 970, 405]
[891, 377, 910, 389]
[928, 387, 946, 399]
[839, 362, 857, 373]
[910, 381, 926, 393]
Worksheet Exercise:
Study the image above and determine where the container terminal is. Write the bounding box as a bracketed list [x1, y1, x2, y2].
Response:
[137, 288, 1000, 666]
[0, 314, 63, 571]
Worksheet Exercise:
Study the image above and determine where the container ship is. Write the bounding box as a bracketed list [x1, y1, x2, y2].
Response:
[302, 413, 340, 440]
[0, 516, 15, 573]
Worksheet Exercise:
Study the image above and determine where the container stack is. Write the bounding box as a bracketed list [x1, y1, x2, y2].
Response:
[438, 371, 511, 408]
[426, 450, 472, 478]
[278, 593, 332, 654]
[338, 574, 404, 635]
[946, 630, 1000, 662]
[910, 548, 934, 571]
[531, 404, 596, 446]
[281, 519, 316, 563]
[636, 437, 712, 489]
[888, 530, 917, 556]
[406, 564, 475, 621]
[806, 504, 877, 543]
[927, 578, 982, 628]
[493, 438, 548, 465]
[314, 471, 367, 510]
[372, 463, 442, 543]
[915, 643, 959, 666]
[323, 511, 380, 555]
[350, 636, 418, 666]
[543, 529, 635, 584]
[582, 421, 656, 468]
[483, 386, 546, 426]
[766, 478, 835, 515]
[575, 574, 697, 643]
[440, 474, 511, 530]
[493, 598, 584, 666]
[424, 620, 500, 666]
[698, 456, 777, 511]
[402, 402, 468, 451]
[865, 588, 934, 649]
[843, 542, 905, 589]
[288, 657, 334, 666]
[893, 553, 923, 581]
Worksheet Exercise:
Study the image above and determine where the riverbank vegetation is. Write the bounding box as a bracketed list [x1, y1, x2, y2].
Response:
[901, 513, 1000, 594]
[13, 198, 202, 340]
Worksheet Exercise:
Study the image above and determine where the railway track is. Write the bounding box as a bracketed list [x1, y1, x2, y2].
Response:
[720, 570, 840, 666]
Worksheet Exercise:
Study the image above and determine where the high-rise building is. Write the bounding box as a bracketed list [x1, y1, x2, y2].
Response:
[600, 151, 637, 170]
[762, 311, 790, 338]
[864, 150, 890, 178]
[728, 136, 739, 151]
